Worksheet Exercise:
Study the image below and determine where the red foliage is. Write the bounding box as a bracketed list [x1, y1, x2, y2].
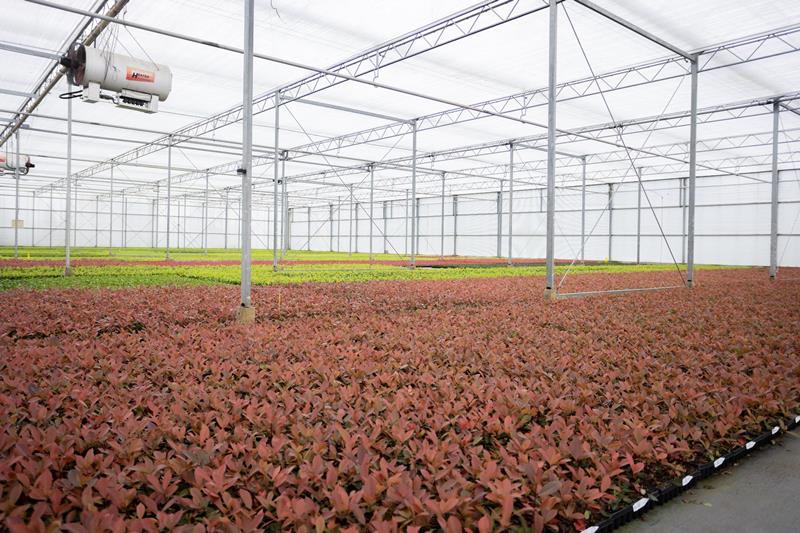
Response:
[1, 269, 798, 531]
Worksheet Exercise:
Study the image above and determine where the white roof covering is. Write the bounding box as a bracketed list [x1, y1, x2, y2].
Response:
[2, 0, 800, 205]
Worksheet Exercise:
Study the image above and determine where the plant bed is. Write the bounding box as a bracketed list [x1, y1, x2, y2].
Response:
[0, 269, 798, 531]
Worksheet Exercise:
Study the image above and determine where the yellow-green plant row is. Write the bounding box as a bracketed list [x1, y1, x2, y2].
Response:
[0, 260, 735, 291]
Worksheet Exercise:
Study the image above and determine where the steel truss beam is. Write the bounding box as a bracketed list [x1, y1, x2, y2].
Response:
[284, 25, 800, 161]
[37, 0, 552, 193]
[0, 0, 130, 148]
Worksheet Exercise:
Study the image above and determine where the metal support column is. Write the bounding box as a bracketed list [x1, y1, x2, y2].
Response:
[64, 90, 72, 276]
[383, 200, 388, 255]
[355, 202, 360, 253]
[272, 93, 281, 271]
[369, 164, 374, 261]
[49, 187, 52, 248]
[544, 0, 558, 297]
[307, 206, 311, 251]
[496, 189, 502, 258]
[453, 195, 458, 256]
[13, 130, 20, 258]
[348, 185, 354, 256]
[203, 172, 209, 253]
[415, 197, 420, 256]
[636, 168, 642, 264]
[166, 135, 172, 260]
[680, 177, 687, 263]
[580, 156, 586, 263]
[31, 192, 35, 248]
[405, 190, 409, 256]
[95, 195, 99, 247]
[73, 181, 78, 247]
[410, 119, 418, 267]
[508, 142, 514, 265]
[337, 197, 341, 252]
[155, 183, 159, 250]
[224, 190, 229, 249]
[769, 100, 780, 279]
[440, 173, 445, 259]
[329, 203, 334, 252]
[122, 191, 127, 248]
[151, 199, 155, 248]
[239, 0, 255, 317]
[607, 183, 613, 262]
[686, 57, 698, 287]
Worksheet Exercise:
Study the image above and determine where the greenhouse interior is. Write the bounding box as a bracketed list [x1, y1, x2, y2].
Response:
[1, 0, 799, 531]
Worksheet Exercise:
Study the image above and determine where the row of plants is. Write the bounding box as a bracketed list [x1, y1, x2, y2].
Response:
[0, 261, 722, 291]
[1, 268, 798, 531]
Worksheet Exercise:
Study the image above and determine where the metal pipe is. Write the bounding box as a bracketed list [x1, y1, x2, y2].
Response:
[166, 136, 172, 259]
[64, 90, 72, 276]
[329, 203, 333, 252]
[440, 173, 445, 259]
[348, 185, 353, 256]
[383, 200, 388, 255]
[607, 183, 613, 261]
[272, 94, 280, 271]
[686, 58, 698, 287]
[224, 190, 229, 249]
[636, 168, 642, 264]
[14, 130, 20, 258]
[239, 0, 255, 310]
[203, 172, 209, 253]
[508, 143, 514, 265]
[496, 188, 502, 258]
[239, 0, 255, 312]
[411, 119, 418, 267]
[544, 0, 558, 296]
[453, 195, 458, 256]
[770, 101, 780, 279]
[369, 164, 374, 261]
[580, 156, 586, 263]
[307, 206, 311, 251]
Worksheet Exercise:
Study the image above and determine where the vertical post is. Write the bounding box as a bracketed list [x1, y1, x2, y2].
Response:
[440, 172, 445, 259]
[73, 180, 78, 247]
[184, 196, 188, 249]
[415, 197, 420, 256]
[287, 207, 292, 250]
[405, 189, 409, 256]
[348, 185, 354, 256]
[150, 198, 155, 248]
[238, 0, 255, 319]
[122, 191, 127, 248]
[769, 100, 780, 279]
[329, 203, 334, 252]
[544, 0, 558, 298]
[281, 157, 288, 258]
[686, 57, 698, 287]
[383, 200, 388, 255]
[64, 90, 72, 276]
[607, 183, 613, 262]
[224, 190, 229, 249]
[453, 195, 458, 256]
[95, 195, 99, 247]
[636, 168, 642, 264]
[580, 156, 586, 263]
[166, 135, 172, 260]
[307, 206, 311, 251]
[369, 164, 374, 261]
[680, 177, 687, 263]
[155, 183, 160, 250]
[272, 94, 281, 271]
[496, 188, 502, 258]
[49, 187, 53, 248]
[410, 119, 418, 267]
[31, 191, 35, 248]
[203, 171, 209, 253]
[508, 142, 514, 265]
[13, 130, 20, 258]
[355, 202, 360, 253]
[337, 196, 341, 252]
